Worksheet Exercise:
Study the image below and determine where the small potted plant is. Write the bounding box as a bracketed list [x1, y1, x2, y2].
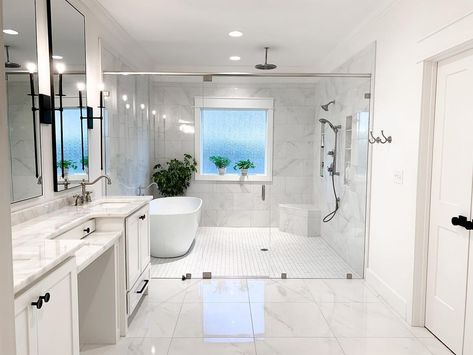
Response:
[233, 159, 256, 177]
[57, 160, 78, 177]
[209, 155, 231, 175]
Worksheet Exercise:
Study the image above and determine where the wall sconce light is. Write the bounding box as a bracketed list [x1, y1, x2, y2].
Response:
[140, 103, 146, 110]
[78, 83, 105, 170]
[125, 103, 130, 110]
[151, 110, 156, 116]
[26, 62, 40, 179]
[122, 94, 128, 102]
[56, 63, 66, 178]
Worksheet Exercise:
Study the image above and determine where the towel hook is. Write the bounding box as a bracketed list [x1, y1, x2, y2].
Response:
[380, 130, 392, 144]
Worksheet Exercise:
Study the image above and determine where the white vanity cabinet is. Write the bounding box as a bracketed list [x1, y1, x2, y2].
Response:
[125, 206, 151, 314]
[15, 258, 79, 355]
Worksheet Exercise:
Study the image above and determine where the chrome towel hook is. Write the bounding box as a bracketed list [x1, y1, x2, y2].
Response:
[369, 130, 392, 144]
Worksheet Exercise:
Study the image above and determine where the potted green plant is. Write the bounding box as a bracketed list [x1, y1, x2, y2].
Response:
[209, 155, 231, 175]
[57, 160, 77, 177]
[233, 159, 256, 177]
[152, 154, 197, 197]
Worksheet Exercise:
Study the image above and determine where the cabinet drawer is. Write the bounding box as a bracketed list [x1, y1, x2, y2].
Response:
[127, 264, 150, 316]
[55, 219, 95, 240]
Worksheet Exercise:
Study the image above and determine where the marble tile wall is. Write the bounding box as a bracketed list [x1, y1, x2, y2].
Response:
[102, 49, 156, 196]
[152, 81, 318, 228]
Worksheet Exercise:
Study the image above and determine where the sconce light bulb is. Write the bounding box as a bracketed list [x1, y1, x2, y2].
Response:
[77, 82, 86, 91]
[122, 94, 128, 102]
[98, 82, 105, 91]
[125, 103, 130, 110]
[26, 62, 37, 73]
[162, 114, 167, 119]
[56, 62, 66, 74]
[152, 110, 157, 115]
[140, 104, 145, 110]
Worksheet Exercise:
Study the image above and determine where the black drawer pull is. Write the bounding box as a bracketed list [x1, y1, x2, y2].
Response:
[31, 297, 43, 309]
[83, 227, 91, 234]
[40, 292, 51, 303]
[139, 215, 146, 221]
[136, 279, 149, 294]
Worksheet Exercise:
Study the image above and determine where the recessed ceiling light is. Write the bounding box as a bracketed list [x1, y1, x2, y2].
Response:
[229, 56, 241, 61]
[3, 29, 18, 35]
[228, 31, 243, 38]
[52, 55, 63, 60]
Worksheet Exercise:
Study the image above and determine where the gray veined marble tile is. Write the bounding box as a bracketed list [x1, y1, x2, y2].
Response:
[173, 302, 254, 338]
[168, 338, 256, 355]
[250, 302, 333, 338]
[127, 302, 182, 338]
[255, 338, 344, 355]
[338, 338, 433, 355]
[247, 279, 314, 303]
[80, 337, 172, 355]
[319, 302, 415, 338]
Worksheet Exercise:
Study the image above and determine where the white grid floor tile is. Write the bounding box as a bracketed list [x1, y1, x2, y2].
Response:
[151, 227, 359, 279]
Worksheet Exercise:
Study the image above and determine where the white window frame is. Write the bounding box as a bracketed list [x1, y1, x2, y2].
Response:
[194, 96, 274, 182]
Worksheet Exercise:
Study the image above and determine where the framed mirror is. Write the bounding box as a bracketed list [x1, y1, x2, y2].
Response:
[4, 0, 43, 202]
[48, 0, 88, 191]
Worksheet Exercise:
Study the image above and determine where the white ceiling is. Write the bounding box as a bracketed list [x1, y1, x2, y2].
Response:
[96, 0, 392, 72]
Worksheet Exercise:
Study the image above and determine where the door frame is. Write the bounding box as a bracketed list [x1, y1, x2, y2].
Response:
[412, 41, 473, 327]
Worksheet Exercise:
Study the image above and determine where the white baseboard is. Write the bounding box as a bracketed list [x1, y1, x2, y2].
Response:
[366, 268, 408, 320]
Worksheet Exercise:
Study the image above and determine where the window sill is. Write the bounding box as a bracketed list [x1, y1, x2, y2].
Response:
[195, 173, 272, 182]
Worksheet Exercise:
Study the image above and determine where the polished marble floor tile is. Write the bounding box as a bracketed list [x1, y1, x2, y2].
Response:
[251, 302, 333, 337]
[418, 337, 454, 355]
[248, 279, 314, 303]
[183, 279, 249, 303]
[320, 302, 414, 338]
[174, 302, 254, 338]
[305, 279, 380, 303]
[80, 337, 171, 355]
[127, 302, 182, 338]
[168, 338, 256, 355]
[338, 338, 433, 355]
[146, 278, 197, 304]
[255, 337, 344, 355]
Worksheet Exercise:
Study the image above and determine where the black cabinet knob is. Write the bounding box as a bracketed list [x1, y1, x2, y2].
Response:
[31, 297, 43, 309]
[40, 292, 51, 303]
[139, 215, 146, 221]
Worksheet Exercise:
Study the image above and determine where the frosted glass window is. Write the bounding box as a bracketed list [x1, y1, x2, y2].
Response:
[194, 97, 273, 181]
[201, 109, 267, 175]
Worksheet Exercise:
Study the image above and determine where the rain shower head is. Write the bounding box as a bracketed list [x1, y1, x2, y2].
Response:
[321, 100, 335, 111]
[4, 46, 21, 69]
[255, 47, 277, 70]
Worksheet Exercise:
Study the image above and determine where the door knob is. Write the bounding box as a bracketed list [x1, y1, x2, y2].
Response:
[40, 292, 51, 303]
[451, 215, 473, 230]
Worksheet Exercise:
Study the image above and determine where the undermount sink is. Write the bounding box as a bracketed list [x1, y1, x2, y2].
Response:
[89, 202, 129, 210]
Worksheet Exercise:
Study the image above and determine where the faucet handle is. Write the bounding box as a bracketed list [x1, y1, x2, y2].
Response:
[72, 194, 83, 206]
[85, 191, 93, 203]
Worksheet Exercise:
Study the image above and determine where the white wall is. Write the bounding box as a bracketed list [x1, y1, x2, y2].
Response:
[318, 0, 473, 323]
[0, 0, 17, 351]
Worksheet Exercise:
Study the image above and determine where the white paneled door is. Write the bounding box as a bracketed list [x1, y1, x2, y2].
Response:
[426, 49, 473, 355]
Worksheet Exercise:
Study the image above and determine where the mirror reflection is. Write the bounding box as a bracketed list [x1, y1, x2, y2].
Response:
[4, 0, 43, 202]
[50, 0, 88, 191]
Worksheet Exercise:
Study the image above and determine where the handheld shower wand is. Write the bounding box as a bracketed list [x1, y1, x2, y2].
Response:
[319, 118, 341, 222]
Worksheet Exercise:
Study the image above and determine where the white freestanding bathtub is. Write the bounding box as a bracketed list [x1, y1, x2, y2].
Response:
[149, 197, 202, 258]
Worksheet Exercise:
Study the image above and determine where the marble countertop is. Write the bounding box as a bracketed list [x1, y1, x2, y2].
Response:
[74, 231, 122, 273]
[12, 196, 152, 295]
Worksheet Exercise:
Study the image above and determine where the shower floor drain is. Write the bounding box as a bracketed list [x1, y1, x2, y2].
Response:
[260, 248, 269, 252]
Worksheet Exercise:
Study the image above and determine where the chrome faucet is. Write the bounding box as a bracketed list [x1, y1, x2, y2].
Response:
[138, 182, 157, 196]
[75, 175, 112, 206]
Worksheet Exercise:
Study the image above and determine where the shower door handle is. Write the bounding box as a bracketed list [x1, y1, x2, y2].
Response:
[261, 185, 266, 201]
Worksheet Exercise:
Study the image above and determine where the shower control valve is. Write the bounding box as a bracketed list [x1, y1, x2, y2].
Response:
[328, 150, 335, 156]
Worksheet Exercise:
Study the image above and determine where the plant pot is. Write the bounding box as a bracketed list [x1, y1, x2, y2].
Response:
[218, 167, 226, 175]
[240, 168, 248, 176]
